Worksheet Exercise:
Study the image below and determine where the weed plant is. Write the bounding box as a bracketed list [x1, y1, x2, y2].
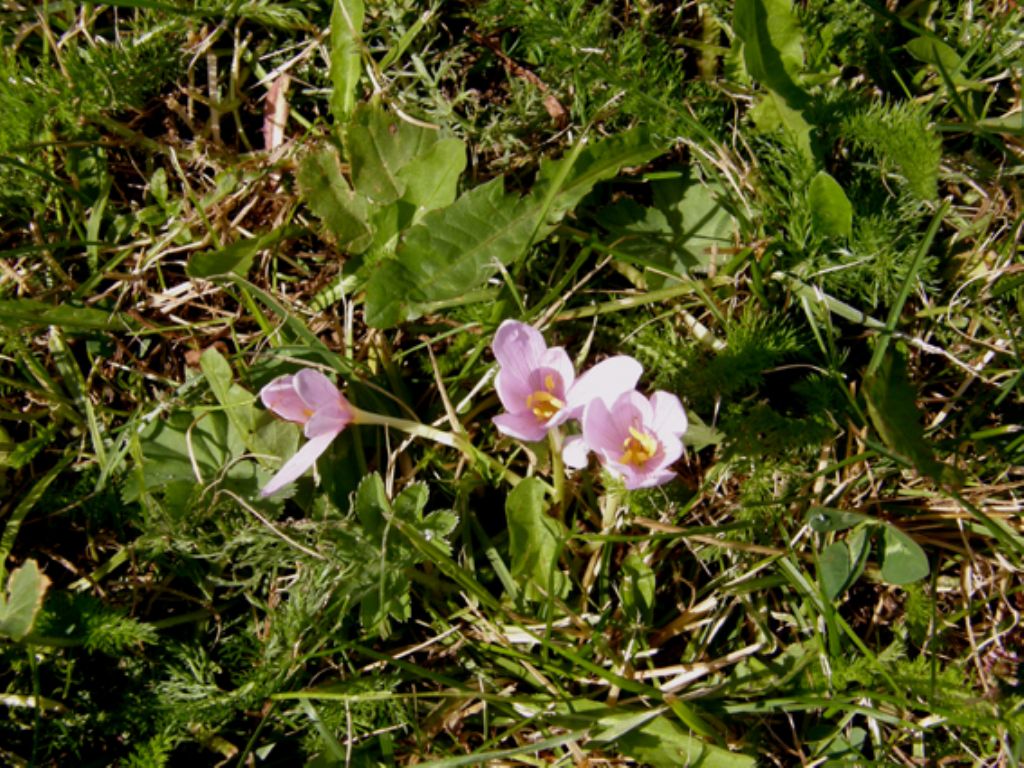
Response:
[1, 0, 1023, 765]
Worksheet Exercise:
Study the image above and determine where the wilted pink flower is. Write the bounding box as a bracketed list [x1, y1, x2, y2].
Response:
[564, 389, 687, 489]
[259, 369, 353, 496]
[491, 320, 641, 442]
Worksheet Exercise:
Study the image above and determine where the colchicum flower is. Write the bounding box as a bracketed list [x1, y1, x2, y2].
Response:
[491, 320, 641, 442]
[259, 369, 353, 496]
[564, 389, 687, 490]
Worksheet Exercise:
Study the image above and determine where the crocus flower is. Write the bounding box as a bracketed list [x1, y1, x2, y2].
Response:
[564, 389, 687, 489]
[491, 320, 641, 442]
[259, 369, 353, 496]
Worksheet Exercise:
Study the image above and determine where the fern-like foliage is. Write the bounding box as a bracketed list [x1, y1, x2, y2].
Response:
[840, 100, 942, 202]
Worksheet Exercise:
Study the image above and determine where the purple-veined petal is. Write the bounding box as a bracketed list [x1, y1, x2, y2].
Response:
[260, 430, 336, 497]
[260, 375, 310, 424]
[494, 367, 533, 414]
[294, 369, 342, 411]
[650, 391, 688, 437]
[565, 355, 643, 417]
[493, 411, 549, 442]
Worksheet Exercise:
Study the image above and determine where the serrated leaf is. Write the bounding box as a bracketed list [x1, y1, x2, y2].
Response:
[364, 177, 535, 327]
[0, 560, 51, 640]
[393, 482, 428, 523]
[346, 103, 442, 205]
[733, 0, 808, 108]
[0, 299, 137, 331]
[505, 478, 569, 602]
[880, 525, 930, 585]
[355, 472, 390, 540]
[298, 149, 374, 253]
[864, 349, 946, 483]
[188, 225, 298, 279]
[808, 171, 853, 238]
[329, 0, 364, 122]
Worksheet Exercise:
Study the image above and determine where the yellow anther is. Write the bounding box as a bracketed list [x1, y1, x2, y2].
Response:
[620, 426, 658, 467]
[526, 390, 565, 421]
[544, 374, 555, 392]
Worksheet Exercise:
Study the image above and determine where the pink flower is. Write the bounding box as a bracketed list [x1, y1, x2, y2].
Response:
[491, 320, 641, 442]
[259, 369, 353, 496]
[564, 389, 687, 489]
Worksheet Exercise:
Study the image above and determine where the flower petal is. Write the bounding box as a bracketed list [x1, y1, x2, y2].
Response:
[294, 369, 342, 411]
[494, 367, 533, 414]
[260, 375, 310, 423]
[650, 391, 688, 437]
[581, 398, 625, 456]
[493, 411, 548, 442]
[537, 347, 575, 395]
[566, 355, 643, 417]
[492, 320, 546, 387]
[260, 431, 336, 497]
[304, 406, 349, 439]
[562, 435, 591, 469]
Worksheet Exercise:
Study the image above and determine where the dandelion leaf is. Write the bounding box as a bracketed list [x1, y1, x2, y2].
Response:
[297, 148, 373, 253]
[733, 0, 808, 108]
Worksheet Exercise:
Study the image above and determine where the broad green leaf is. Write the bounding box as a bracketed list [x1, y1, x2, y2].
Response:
[346, 103, 442, 205]
[532, 126, 666, 231]
[297, 149, 373, 253]
[0, 299, 136, 331]
[505, 477, 569, 602]
[864, 349, 946, 483]
[124, 410, 244, 499]
[200, 348, 257, 445]
[398, 137, 467, 214]
[614, 712, 756, 768]
[329, 0, 364, 122]
[807, 506, 868, 533]
[733, 0, 808, 108]
[749, 90, 813, 161]
[819, 541, 851, 601]
[621, 552, 656, 622]
[880, 525, 930, 585]
[364, 177, 534, 328]
[808, 171, 853, 238]
[187, 225, 299, 279]
[0, 560, 51, 640]
[601, 169, 738, 279]
[905, 36, 961, 74]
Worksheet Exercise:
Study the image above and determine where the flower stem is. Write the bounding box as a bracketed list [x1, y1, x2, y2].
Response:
[548, 428, 566, 519]
[352, 408, 527, 488]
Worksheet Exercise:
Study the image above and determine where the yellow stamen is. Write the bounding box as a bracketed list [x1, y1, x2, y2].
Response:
[526, 390, 565, 421]
[620, 426, 658, 467]
[544, 374, 555, 392]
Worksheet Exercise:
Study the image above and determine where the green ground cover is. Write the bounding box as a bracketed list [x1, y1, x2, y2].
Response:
[1, 0, 1022, 764]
